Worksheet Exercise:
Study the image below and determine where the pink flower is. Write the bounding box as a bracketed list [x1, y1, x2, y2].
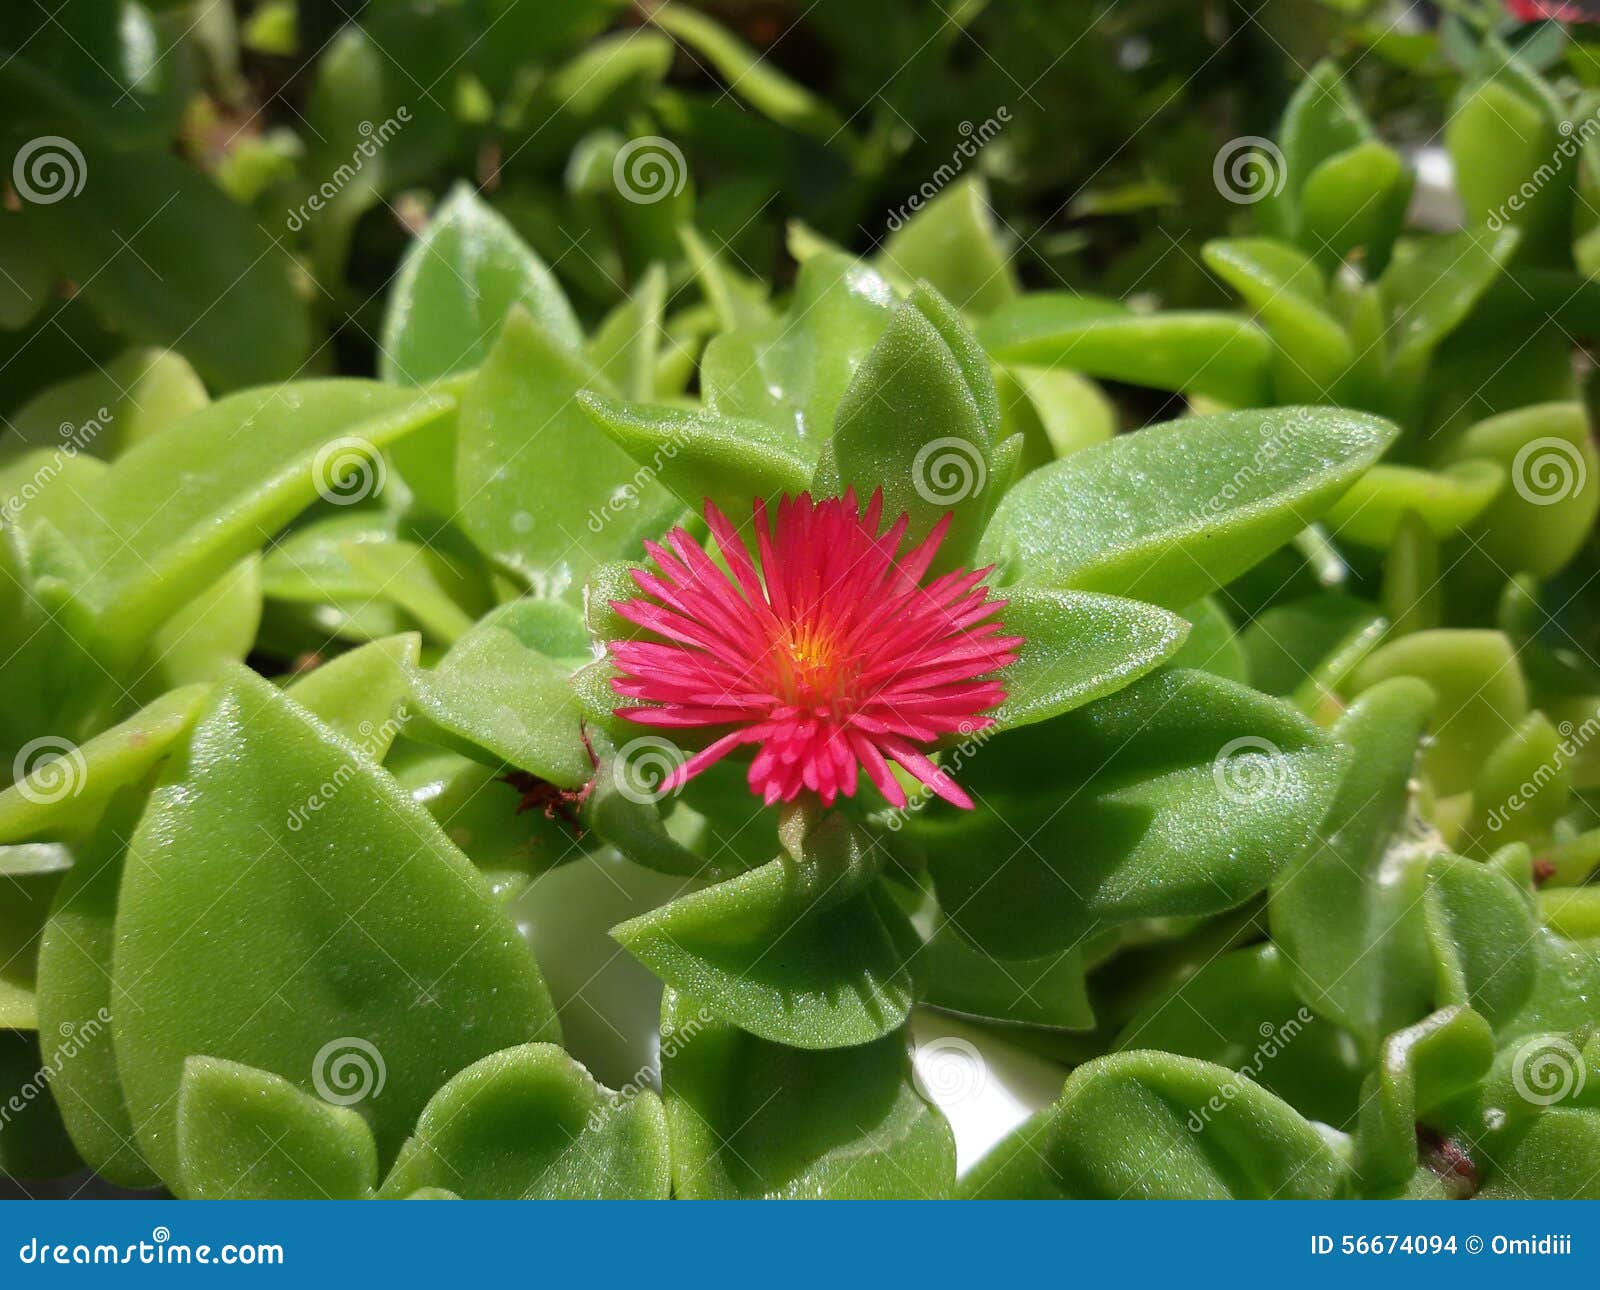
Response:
[609, 490, 1021, 810]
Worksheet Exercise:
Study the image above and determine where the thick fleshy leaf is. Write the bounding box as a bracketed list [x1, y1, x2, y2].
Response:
[379, 184, 582, 386]
[661, 990, 955, 1198]
[1170, 597, 1250, 683]
[915, 669, 1346, 958]
[588, 265, 667, 402]
[612, 810, 915, 1049]
[978, 295, 1273, 406]
[1297, 141, 1412, 273]
[1269, 679, 1437, 1046]
[1239, 593, 1386, 713]
[700, 251, 896, 449]
[1381, 226, 1520, 390]
[67, 382, 451, 651]
[989, 586, 1189, 731]
[876, 178, 1019, 316]
[1350, 631, 1529, 796]
[0, 684, 209, 845]
[112, 667, 559, 1183]
[175, 1057, 379, 1200]
[1438, 402, 1599, 578]
[959, 1051, 1347, 1199]
[1480, 1110, 1600, 1200]
[579, 395, 811, 517]
[820, 286, 1001, 560]
[287, 634, 420, 751]
[3, 348, 207, 459]
[994, 364, 1116, 467]
[1114, 944, 1365, 1129]
[1447, 80, 1571, 264]
[1323, 460, 1504, 547]
[377, 1043, 670, 1199]
[406, 599, 592, 787]
[136, 556, 262, 697]
[979, 406, 1397, 611]
[35, 789, 158, 1187]
[455, 306, 678, 598]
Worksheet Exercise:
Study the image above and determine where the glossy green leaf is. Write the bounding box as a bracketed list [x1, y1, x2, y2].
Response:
[877, 178, 1019, 316]
[612, 810, 914, 1049]
[136, 556, 262, 697]
[379, 184, 582, 386]
[287, 633, 420, 751]
[915, 669, 1346, 957]
[455, 307, 678, 598]
[1297, 141, 1412, 272]
[579, 395, 811, 517]
[588, 265, 667, 402]
[3, 348, 207, 459]
[661, 990, 955, 1198]
[959, 1051, 1347, 1199]
[989, 586, 1189, 731]
[378, 1043, 670, 1199]
[68, 382, 451, 652]
[980, 406, 1396, 610]
[1382, 227, 1520, 388]
[979, 295, 1273, 406]
[1323, 460, 1504, 547]
[1480, 1110, 1600, 1199]
[406, 599, 592, 787]
[112, 667, 559, 1182]
[176, 1057, 379, 1200]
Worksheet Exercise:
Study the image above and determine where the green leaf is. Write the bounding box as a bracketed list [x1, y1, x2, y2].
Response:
[0, 684, 209, 845]
[1382, 227, 1520, 388]
[612, 810, 915, 1049]
[112, 667, 559, 1183]
[136, 556, 262, 697]
[578, 395, 812, 517]
[979, 406, 1397, 611]
[989, 586, 1189, 731]
[588, 265, 667, 402]
[1276, 60, 1372, 211]
[1169, 597, 1251, 683]
[455, 307, 678, 597]
[1269, 679, 1437, 1045]
[877, 178, 1019, 316]
[820, 286, 1001, 561]
[1447, 81, 1571, 264]
[979, 295, 1273, 405]
[1297, 142, 1412, 273]
[379, 184, 582, 386]
[959, 1051, 1347, 1199]
[1438, 402, 1599, 578]
[68, 381, 452, 652]
[1114, 945, 1365, 1129]
[17, 143, 309, 390]
[378, 1043, 670, 1199]
[915, 669, 1346, 958]
[1239, 593, 1385, 711]
[406, 599, 593, 787]
[1322, 460, 1504, 547]
[3, 347, 207, 459]
[1480, 1109, 1600, 1199]
[287, 633, 420, 750]
[1201, 238, 1352, 402]
[661, 990, 955, 1198]
[176, 1057, 379, 1200]
[700, 251, 896, 451]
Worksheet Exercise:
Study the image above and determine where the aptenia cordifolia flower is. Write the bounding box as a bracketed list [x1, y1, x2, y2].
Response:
[609, 489, 1022, 810]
